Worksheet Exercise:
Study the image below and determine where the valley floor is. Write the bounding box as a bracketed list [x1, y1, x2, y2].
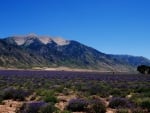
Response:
[0, 70, 149, 113]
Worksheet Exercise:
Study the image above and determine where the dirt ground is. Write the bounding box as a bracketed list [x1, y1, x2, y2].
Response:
[0, 100, 23, 113]
[0, 93, 116, 113]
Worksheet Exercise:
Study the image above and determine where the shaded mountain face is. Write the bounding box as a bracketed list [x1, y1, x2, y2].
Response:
[109, 55, 150, 67]
[0, 34, 150, 72]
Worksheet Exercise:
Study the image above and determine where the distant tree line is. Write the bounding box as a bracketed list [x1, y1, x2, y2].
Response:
[137, 65, 150, 74]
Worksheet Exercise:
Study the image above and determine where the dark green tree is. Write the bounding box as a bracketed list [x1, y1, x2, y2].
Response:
[137, 65, 150, 74]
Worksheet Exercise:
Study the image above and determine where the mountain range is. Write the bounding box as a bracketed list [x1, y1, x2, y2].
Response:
[0, 34, 150, 72]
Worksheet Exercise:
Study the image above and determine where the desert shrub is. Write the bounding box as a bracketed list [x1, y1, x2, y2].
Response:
[55, 86, 64, 93]
[67, 98, 106, 113]
[136, 87, 150, 93]
[89, 85, 101, 95]
[116, 109, 129, 113]
[37, 89, 58, 104]
[110, 88, 122, 97]
[2, 88, 14, 99]
[87, 99, 106, 113]
[17, 101, 46, 113]
[88, 84, 110, 97]
[36, 89, 55, 96]
[2, 87, 30, 101]
[38, 103, 57, 113]
[143, 91, 150, 97]
[61, 110, 72, 113]
[43, 95, 58, 103]
[109, 97, 132, 109]
[131, 97, 150, 111]
[67, 98, 88, 112]
[0, 97, 3, 104]
[0, 91, 3, 104]
[132, 108, 149, 113]
[139, 98, 150, 111]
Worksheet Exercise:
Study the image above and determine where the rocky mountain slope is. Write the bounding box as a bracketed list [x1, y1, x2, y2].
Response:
[0, 34, 149, 72]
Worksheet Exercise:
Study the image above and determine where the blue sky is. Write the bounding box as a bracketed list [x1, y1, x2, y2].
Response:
[0, 0, 150, 59]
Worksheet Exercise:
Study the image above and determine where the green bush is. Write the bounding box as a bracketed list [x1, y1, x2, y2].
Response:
[116, 109, 129, 113]
[109, 97, 132, 109]
[132, 108, 149, 113]
[0, 97, 3, 104]
[17, 101, 46, 113]
[36, 89, 54, 97]
[38, 103, 56, 113]
[67, 98, 88, 112]
[89, 84, 110, 97]
[37, 89, 58, 104]
[140, 98, 150, 111]
[0, 91, 3, 104]
[110, 88, 122, 97]
[132, 98, 150, 111]
[2, 87, 30, 101]
[67, 98, 106, 113]
[87, 99, 106, 113]
[55, 86, 64, 93]
[61, 110, 72, 113]
[43, 95, 58, 103]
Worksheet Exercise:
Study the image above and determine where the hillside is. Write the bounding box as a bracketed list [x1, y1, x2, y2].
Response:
[0, 34, 149, 72]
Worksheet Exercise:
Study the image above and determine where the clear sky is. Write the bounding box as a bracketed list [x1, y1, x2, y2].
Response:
[0, 0, 150, 59]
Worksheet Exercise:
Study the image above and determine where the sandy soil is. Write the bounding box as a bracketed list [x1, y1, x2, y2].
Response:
[0, 100, 23, 113]
[0, 96, 116, 113]
[55, 93, 116, 113]
[55, 93, 77, 111]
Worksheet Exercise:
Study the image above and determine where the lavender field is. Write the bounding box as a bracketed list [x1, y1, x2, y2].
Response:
[0, 70, 150, 113]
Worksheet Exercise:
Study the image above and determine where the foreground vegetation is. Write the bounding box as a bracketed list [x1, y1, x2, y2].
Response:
[0, 70, 150, 113]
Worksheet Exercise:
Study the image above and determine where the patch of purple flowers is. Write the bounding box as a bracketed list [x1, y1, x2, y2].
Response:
[17, 101, 46, 113]
[109, 97, 133, 109]
[67, 98, 88, 112]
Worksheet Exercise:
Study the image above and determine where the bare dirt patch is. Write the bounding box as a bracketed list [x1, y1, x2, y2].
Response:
[55, 93, 77, 111]
[0, 100, 23, 113]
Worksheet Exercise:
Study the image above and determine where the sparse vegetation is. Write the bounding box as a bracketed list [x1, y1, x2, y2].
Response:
[38, 103, 57, 113]
[67, 98, 88, 112]
[17, 101, 46, 113]
[131, 108, 149, 113]
[139, 98, 150, 111]
[2, 87, 30, 101]
[116, 109, 129, 113]
[109, 97, 132, 109]
[87, 99, 106, 113]
[0, 70, 150, 112]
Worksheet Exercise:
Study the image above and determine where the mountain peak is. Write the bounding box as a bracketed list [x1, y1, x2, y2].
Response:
[52, 37, 70, 46]
[6, 34, 70, 46]
[27, 33, 38, 37]
[1, 34, 150, 71]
